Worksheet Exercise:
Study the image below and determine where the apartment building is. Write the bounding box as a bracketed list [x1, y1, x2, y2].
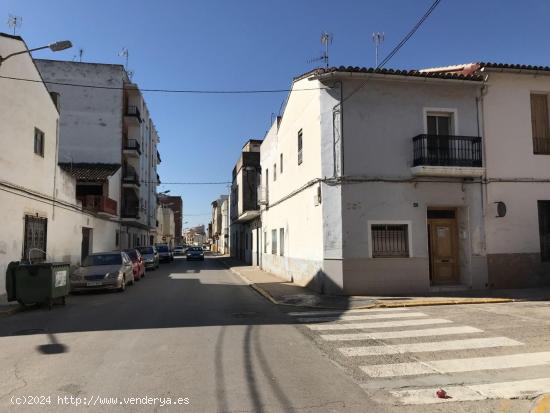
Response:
[0, 33, 120, 297]
[35, 59, 161, 249]
[229, 140, 262, 264]
[259, 66, 487, 295]
[422, 63, 550, 288]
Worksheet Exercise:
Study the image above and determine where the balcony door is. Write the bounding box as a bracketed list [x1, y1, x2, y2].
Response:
[426, 112, 453, 162]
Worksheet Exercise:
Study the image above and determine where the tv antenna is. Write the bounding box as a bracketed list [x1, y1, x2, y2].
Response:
[73, 48, 84, 62]
[7, 14, 22, 35]
[118, 48, 129, 68]
[372, 32, 385, 67]
[307, 32, 333, 68]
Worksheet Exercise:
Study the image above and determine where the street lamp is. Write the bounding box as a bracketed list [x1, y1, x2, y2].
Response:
[0, 40, 72, 67]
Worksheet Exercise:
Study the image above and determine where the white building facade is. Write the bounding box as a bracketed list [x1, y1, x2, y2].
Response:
[259, 67, 488, 295]
[0, 33, 120, 298]
[35, 59, 161, 250]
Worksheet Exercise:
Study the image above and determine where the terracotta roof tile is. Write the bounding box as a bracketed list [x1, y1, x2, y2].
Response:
[59, 163, 120, 181]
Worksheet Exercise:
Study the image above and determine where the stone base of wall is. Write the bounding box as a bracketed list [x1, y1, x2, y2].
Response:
[487, 253, 550, 288]
[260, 254, 323, 287]
[342, 258, 430, 296]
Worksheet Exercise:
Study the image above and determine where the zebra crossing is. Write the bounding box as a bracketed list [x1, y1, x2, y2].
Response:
[289, 306, 550, 405]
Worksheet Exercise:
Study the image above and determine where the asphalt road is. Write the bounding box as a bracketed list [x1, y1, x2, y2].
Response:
[0, 255, 378, 413]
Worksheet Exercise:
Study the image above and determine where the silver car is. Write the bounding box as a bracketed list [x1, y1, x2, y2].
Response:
[70, 252, 134, 292]
[137, 246, 159, 270]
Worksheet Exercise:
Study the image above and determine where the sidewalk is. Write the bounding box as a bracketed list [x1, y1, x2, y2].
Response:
[219, 256, 550, 309]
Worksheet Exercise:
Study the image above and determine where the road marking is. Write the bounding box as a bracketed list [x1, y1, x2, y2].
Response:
[297, 312, 427, 323]
[321, 326, 482, 342]
[391, 377, 550, 404]
[288, 308, 410, 317]
[306, 318, 453, 331]
[362, 351, 550, 377]
[339, 337, 522, 357]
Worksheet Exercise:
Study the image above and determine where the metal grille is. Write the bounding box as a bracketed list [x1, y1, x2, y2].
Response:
[412, 134, 482, 167]
[371, 224, 409, 258]
[23, 215, 47, 261]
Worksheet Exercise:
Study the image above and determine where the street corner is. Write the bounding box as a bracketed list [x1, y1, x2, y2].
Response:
[532, 394, 550, 413]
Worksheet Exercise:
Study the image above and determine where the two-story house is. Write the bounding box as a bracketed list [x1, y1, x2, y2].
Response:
[35, 60, 161, 249]
[230, 140, 262, 264]
[259, 66, 486, 295]
[422, 63, 550, 289]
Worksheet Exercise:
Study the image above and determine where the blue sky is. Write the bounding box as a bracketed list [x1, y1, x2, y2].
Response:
[3, 0, 549, 228]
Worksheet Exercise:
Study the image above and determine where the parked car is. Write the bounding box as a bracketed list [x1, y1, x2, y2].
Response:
[155, 244, 174, 263]
[173, 245, 186, 256]
[70, 251, 134, 292]
[123, 248, 145, 280]
[186, 246, 204, 261]
[137, 246, 159, 270]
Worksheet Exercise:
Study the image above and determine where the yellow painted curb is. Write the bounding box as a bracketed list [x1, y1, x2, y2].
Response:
[531, 394, 550, 413]
[375, 298, 514, 308]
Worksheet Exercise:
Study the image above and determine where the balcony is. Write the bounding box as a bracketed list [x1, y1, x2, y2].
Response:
[121, 206, 140, 220]
[124, 105, 142, 126]
[411, 134, 484, 177]
[122, 167, 140, 190]
[78, 195, 117, 217]
[123, 138, 141, 158]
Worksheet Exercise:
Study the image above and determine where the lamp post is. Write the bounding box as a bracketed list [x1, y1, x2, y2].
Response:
[0, 40, 72, 67]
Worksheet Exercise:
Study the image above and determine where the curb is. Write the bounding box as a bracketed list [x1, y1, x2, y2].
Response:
[219, 260, 515, 310]
[0, 305, 21, 318]
[531, 394, 550, 413]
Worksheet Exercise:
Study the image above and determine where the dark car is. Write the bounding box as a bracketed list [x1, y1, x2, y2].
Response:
[186, 247, 204, 261]
[137, 246, 159, 270]
[155, 244, 174, 263]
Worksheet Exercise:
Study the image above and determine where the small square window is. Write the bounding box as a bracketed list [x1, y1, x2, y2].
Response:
[371, 224, 409, 258]
[34, 128, 44, 157]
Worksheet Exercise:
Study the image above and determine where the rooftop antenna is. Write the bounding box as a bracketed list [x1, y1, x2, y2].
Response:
[78, 48, 84, 62]
[7, 14, 22, 35]
[118, 47, 134, 80]
[307, 31, 333, 68]
[372, 32, 385, 67]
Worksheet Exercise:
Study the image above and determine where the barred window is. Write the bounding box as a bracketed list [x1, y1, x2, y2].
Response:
[271, 229, 277, 255]
[371, 224, 409, 258]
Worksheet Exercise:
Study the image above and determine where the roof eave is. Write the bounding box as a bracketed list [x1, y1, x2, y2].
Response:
[312, 71, 483, 85]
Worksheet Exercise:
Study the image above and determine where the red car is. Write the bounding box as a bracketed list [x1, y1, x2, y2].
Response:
[123, 249, 145, 281]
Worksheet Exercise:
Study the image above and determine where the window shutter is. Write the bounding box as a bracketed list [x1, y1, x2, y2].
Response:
[531, 94, 550, 154]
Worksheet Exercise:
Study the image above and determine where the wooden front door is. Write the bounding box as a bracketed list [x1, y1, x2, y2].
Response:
[428, 218, 459, 284]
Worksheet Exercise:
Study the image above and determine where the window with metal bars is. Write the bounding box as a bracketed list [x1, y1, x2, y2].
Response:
[23, 215, 47, 261]
[371, 224, 409, 258]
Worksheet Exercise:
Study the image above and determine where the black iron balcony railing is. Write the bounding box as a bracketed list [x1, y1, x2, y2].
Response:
[122, 167, 140, 186]
[413, 134, 483, 167]
[123, 138, 141, 155]
[126, 105, 142, 122]
[121, 207, 139, 219]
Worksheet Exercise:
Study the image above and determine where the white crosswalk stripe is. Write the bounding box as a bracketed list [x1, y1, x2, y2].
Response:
[361, 351, 550, 377]
[297, 311, 427, 323]
[294, 307, 550, 405]
[321, 326, 482, 341]
[391, 377, 550, 404]
[306, 318, 453, 331]
[287, 307, 410, 317]
[339, 337, 523, 356]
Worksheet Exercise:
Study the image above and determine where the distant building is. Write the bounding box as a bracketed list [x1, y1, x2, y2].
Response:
[155, 205, 175, 248]
[210, 195, 228, 253]
[229, 140, 262, 264]
[159, 195, 183, 244]
[36, 59, 161, 249]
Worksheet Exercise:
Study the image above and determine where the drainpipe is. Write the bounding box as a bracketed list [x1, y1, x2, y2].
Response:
[478, 74, 490, 269]
[331, 80, 344, 178]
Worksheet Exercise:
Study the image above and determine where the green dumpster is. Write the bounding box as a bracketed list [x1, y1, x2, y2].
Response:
[5, 261, 70, 308]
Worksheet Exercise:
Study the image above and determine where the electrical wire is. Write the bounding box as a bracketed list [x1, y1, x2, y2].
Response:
[0, 74, 328, 94]
[339, 0, 444, 107]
